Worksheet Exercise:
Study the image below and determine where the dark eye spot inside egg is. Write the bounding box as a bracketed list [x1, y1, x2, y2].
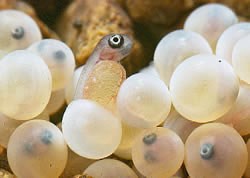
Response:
[143, 133, 157, 145]
[40, 129, 53, 145]
[11, 26, 25, 40]
[200, 143, 214, 160]
[53, 50, 66, 61]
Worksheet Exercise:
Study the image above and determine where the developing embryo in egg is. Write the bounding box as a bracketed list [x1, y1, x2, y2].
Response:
[28, 39, 75, 91]
[0, 10, 41, 58]
[7, 120, 68, 178]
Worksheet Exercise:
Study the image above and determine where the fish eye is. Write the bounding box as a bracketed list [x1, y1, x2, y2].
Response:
[108, 34, 124, 48]
[11, 26, 25, 40]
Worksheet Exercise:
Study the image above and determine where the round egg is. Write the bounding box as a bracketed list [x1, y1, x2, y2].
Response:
[132, 127, 184, 178]
[28, 39, 75, 91]
[7, 120, 68, 178]
[0, 10, 41, 58]
[170, 54, 239, 123]
[0, 50, 52, 120]
[117, 73, 171, 128]
[62, 99, 122, 159]
[185, 123, 248, 178]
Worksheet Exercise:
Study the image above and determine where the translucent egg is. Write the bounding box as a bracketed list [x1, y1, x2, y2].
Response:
[114, 122, 144, 160]
[83, 159, 138, 178]
[132, 127, 184, 178]
[216, 23, 250, 64]
[28, 39, 75, 91]
[217, 83, 250, 136]
[65, 66, 83, 104]
[232, 34, 250, 84]
[154, 30, 212, 85]
[117, 73, 171, 128]
[139, 62, 160, 78]
[185, 123, 248, 178]
[62, 99, 122, 159]
[163, 108, 201, 142]
[244, 139, 250, 178]
[170, 54, 239, 123]
[0, 50, 52, 120]
[184, 3, 238, 50]
[0, 10, 41, 58]
[45, 89, 65, 115]
[7, 120, 68, 178]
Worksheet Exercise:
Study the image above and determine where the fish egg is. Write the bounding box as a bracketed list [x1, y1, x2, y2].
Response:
[185, 123, 248, 178]
[0, 50, 52, 120]
[170, 54, 239, 123]
[62, 99, 122, 159]
[28, 39, 75, 91]
[117, 73, 171, 128]
[7, 120, 68, 178]
[132, 127, 184, 178]
[0, 10, 41, 58]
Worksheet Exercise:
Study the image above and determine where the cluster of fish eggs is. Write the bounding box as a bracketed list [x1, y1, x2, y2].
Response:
[1, 3, 250, 178]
